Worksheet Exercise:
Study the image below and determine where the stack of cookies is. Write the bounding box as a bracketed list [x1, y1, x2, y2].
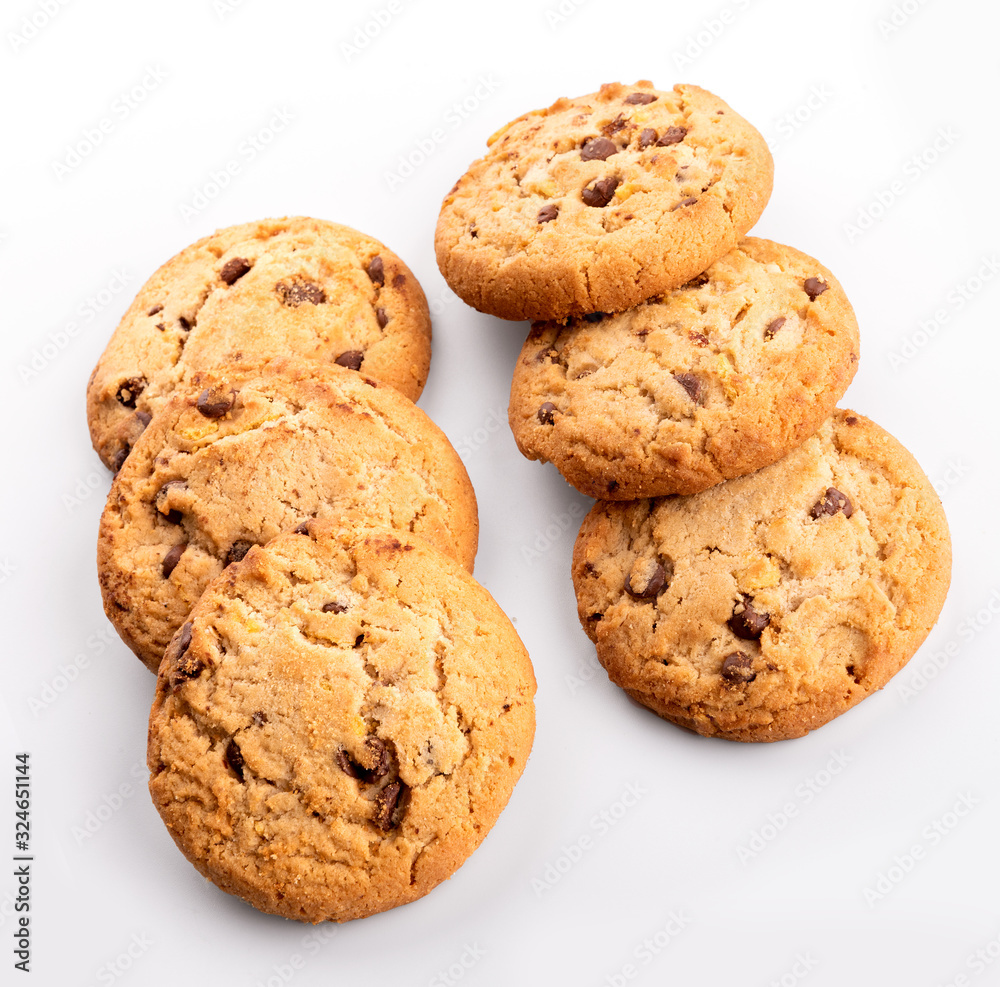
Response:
[87, 217, 536, 922]
[435, 81, 951, 742]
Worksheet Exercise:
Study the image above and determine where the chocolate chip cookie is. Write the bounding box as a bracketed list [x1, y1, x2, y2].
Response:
[509, 238, 860, 498]
[87, 216, 432, 471]
[435, 82, 773, 321]
[147, 521, 536, 923]
[98, 358, 478, 672]
[572, 411, 951, 741]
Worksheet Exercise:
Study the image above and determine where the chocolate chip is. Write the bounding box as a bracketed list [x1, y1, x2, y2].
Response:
[275, 280, 326, 307]
[728, 595, 770, 640]
[721, 651, 756, 684]
[293, 520, 313, 535]
[625, 92, 657, 105]
[175, 621, 193, 658]
[587, 612, 603, 623]
[147, 304, 163, 316]
[115, 377, 146, 408]
[375, 306, 389, 328]
[367, 256, 384, 286]
[354, 634, 365, 648]
[602, 113, 627, 135]
[252, 711, 268, 727]
[537, 203, 559, 224]
[220, 257, 251, 285]
[196, 385, 237, 418]
[162, 543, 186, 578]
[671, 196, 698, 211]
[225, 540, 253, 567]
[335, 748, 362, 779]
[225, 739, 245, 782]
[681, 273, 710, 290]
[392, 273, 406, 288]
[624, 557, 673, 599]
[810, 487, 854, 519]
[155, 322, 165, 331]
[581, 137, 618, 161]
[673, 373, 703, 404]
[178, 316, 192, 331]
[135, 410, 152, 428]
[583, 312, 606, 322]
[155, 481, 186, 524]
[582, 176, 620, 207]
[335, 350, 364, 371]
[803, 277, 828, 301]
[322, 601, 348, 613]
[764, 317, 786, 340]
[689, 331, 709, 346]
[537, 402, 556, 425]
[111, 448, 128, 473]
[845, 416, 858, 426]
[364, 738, 390, 781]
[374, 780, 405, 831]
[657, 126, 687, 146]
[638, 128, 658, 149]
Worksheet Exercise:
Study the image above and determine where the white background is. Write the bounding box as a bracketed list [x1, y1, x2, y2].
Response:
[2, 0, 998, 984]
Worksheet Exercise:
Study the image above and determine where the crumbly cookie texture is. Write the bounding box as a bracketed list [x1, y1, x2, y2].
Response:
[147, 522, 536, 923]
[572, 411, 951, 742]
[435, 81, 773, 321]
[509, 238, 859, 498]
[98, 358, 478, 672]
[87, 216, 432, 471]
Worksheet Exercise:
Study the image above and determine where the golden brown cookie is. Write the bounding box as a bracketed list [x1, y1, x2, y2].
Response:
[87, 216, 431, 471]
[435, 82, 773, 321]
[572, 411, 951, 742]
[509, 238, 860, 498]
[147, 521, 536, 923]
[98, 358, 478, 671]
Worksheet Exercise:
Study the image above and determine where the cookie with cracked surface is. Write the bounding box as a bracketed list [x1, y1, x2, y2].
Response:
[510, 238, 860, 499]
[87, 216, 432, 471]
[147, 521, 536, 923]
[572, 411, 951, 742]
[98, 357, 478, 672]
[435, 81, 773, 321]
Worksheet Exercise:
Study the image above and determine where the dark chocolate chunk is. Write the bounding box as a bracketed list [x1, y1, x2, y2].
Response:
[225, 739, 245, 781]
[135, 410, 152, 428]
[671, 196, 698, 211]
[375, 306, 388, 328]
[583, 312, 606, 323]
[657, 126, 687, 146]
[392, 273, 406, 288]
[638, 128, 658, 149]
[115, 377, 146, 408]
[196, 385, 236, 418]
[673, 372, 703, 404]
[335, 350, 364, 371]
[374, 780, 404, 830]
[252, 711, 268, 727]
[162, 543, 186, 578]
[354, 634, 365, 648]
[178, 316, 192, 331]
[624, 557, 673, 599]
[728, 595, 770, 640]
[275, 280, 326, 307]
[220, 257, 251, 285]
[335, 748, 362, 779]
[537, 402, 556, 425]
[581, 136, 618, 162]
[810, 487, 854, 519]
[322, 601, 348, 613]
[537, 203, 559, 224]
[367, 256, 385, 286]
[764, 317, 786, 340]
[147, 304, 163, 316]
[803, 277, 828, 301]
[689, 331, 709, 347]
[175, 621, 193, 658]
[603, 113, 627, 135]
[110, 447, 128, 473]
[582, 176, 620, 207]
[225, 540, 253, 567]
[364, 737, 390, 781]
[625, 92, 657, 105]
[587, 612, 604, 623]
[154, 481, 185, 524]
[293, 520, 313, 535]
[721, 651, 756, 684]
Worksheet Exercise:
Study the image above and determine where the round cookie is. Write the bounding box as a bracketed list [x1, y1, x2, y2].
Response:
[572, 411, 951, 742]
[147, 521, 536, 923]
[435, 81, 773, 322]
[98, 357, 478, 672]
[509, 238, 860, 499]
[87, 216, 432, 472]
